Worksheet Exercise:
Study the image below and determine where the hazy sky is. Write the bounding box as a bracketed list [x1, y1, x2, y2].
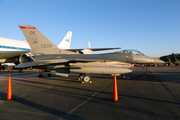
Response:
[0, 0, 179, 57]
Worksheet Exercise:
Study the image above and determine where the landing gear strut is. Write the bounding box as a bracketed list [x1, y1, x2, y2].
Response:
[79, 73, 85, 80]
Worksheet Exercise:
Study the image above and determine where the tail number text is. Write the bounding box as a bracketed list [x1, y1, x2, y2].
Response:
[41, 44, 52, 48]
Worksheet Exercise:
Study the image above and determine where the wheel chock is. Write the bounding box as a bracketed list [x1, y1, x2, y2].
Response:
[89, 81, 92, 83]
[82, 81, 85, 84]
[78, 78, 81, 80]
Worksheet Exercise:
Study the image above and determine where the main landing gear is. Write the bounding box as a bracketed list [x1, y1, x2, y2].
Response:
[38, 70, 52, 77]
[78, 73, 92, 83]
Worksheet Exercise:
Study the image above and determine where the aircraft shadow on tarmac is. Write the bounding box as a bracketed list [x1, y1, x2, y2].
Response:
[0, 92, 84, 119]
[119, 94, 180, 105]
[1, 75, 180, 106]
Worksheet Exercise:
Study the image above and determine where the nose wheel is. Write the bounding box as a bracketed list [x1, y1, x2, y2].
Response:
[79, 73, 92, 83]
[83, 75, 90, 82]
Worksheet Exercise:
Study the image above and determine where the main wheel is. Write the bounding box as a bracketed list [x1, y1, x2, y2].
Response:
[83, 75, 90, 83]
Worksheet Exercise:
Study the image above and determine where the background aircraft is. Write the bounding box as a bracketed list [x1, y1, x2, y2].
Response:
[57, 31, 72, 49]
[160, 53, 180, 66]
[57, 32, 121, 54]
[16, 25, 164, 83]
[0, 37, 30, 65]
[65, 41, 121, 54]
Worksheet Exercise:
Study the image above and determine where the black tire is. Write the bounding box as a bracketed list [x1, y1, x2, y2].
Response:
[38, 75, 42, 77]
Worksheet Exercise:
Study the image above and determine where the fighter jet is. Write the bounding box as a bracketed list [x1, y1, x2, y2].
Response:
[160, 53, 180, 66]
[16, 25, 164, 83]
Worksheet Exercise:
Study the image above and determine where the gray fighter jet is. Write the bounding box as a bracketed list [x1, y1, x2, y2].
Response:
[160, 53, 180, 66]
[16, 25, 164, 82]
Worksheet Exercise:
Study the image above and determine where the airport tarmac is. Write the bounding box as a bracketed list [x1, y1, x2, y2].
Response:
[0, 66, 180, 120]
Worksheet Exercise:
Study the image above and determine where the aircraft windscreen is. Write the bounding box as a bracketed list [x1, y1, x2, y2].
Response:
[119, 49, 145, 56]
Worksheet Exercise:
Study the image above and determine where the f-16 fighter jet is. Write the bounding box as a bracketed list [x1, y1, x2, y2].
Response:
[16, 25, 164, 83]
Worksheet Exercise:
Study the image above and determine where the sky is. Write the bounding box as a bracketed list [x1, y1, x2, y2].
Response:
[0, 0, 179, 57]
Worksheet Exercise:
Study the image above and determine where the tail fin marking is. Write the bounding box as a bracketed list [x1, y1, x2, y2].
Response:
[57, 31, 72, 49]
[19, 25, 76, 55]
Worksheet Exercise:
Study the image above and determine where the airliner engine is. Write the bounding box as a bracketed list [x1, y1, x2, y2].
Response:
[19, 53, 34, 63]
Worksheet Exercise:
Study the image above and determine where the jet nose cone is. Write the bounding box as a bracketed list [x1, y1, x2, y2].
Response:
[123, 68, 132, 74]
[153, 58, 165, 64]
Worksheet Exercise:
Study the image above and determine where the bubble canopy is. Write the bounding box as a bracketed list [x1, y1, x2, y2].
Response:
[118, 49, 145, 56]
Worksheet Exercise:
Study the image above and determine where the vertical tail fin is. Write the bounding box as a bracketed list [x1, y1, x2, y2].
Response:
[19, 25, 76, 55]
[57, 31, 72, 49]
[88, 42, 91, 49]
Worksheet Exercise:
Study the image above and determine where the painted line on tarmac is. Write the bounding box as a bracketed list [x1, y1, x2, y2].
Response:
[0, 108, 57, 117]
[0, 77, 7, 84]
[60, 79, 113, 120]
[138, 69, 180, 83]
[149, 69, 180, 103]
[0, 72, 38, 77]
[0, 73, 37, 84]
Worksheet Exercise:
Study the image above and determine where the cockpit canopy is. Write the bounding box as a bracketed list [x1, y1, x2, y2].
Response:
[118, 49, 145, 56]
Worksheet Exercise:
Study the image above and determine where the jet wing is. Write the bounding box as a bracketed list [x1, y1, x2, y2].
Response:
[0, 51, 30, 59]
[65, 47, 121, 52]
[16, 57, 111, 68]
[16, 59, 68, 68]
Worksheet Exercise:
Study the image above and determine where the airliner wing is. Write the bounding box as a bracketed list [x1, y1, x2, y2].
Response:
[85, 47, 121, 51]
[65, 47, 121, 52]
